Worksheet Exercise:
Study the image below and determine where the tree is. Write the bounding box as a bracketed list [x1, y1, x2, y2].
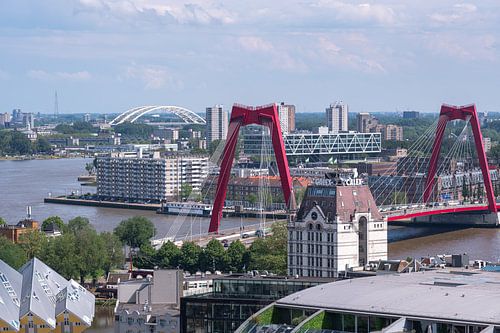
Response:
[248, 193, 258, 205]
[99, 232, 124, 276]
[0, 236, 27, 269]
[42, 216, 66, 233]
[226, 240, 247, 272]
[19, 230, 47, 259]
[179, 242, 202, 273]
[180, 183, 193, 201]
[200, 239, 226, 272]
[35, 137, 52, 154]
[248, 221, 287, 275]
[85, 162, 96, 175]
[114, 216, 156, 248]
[74, 227, 105, 284]
[134, 243, 158, 269]
[67, 216, 91, 234]
[209, 139, 222, 155]
[155, 241, 181, 268]
[39, 233, 79, 279]
[0, 217, 6, 226]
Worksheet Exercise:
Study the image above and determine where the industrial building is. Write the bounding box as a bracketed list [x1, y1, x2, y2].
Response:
[236, 269, 500, 333]
[288, 175, 387, 278]
[96, 152, 208, 203]
[0, 258, 95, 333]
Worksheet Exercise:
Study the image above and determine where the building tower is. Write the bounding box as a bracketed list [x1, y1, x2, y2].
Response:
[54, 90, 59, 119]
[326, 101, 348, 134]
[277, 102, 296, 135]
[206, 105, 228, 146]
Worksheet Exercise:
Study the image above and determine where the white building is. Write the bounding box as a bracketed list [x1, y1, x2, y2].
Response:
[288, 177, 387, 278]
[97, 152, 209, 202]
[326, 101, 348, 133]
[206, 105, 228, 146]
[277, 102, 296, 135]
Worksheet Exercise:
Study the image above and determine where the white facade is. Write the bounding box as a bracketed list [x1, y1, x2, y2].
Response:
[277, 103, 296, 135]
[206, 105, 228, 145]
[288, 183, 387, 278]
[326, 101, 348, 134]
[97, 154, 208, 202]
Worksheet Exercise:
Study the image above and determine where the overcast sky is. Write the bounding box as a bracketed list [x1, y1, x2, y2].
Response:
[0, 0, 499, 114]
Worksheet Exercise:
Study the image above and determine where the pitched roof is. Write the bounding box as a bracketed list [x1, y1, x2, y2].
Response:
[56, 279, 95, 327]
[18, 258, 67, 328]
[0, 259, 22, 331]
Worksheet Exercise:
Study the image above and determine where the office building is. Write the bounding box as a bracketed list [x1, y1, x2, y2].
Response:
[277, 102, 296, 134]
[403, 111, 420, 119]
[238, 268, 500, 333]
[383, 124, 404, 141]
[180, 274, 332, 333]
[483, 137, 492, 153]
[326, 101, 348, 133]
[96, 152, 209, 202]
[288, 174, 387, 277]
[0, 258, 95, 333]
[206, 105, 228, 145]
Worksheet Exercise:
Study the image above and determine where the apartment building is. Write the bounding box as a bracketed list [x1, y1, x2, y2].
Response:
[97, 152, 209, 203]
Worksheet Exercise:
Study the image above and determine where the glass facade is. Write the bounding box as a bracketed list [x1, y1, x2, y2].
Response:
[180, 276, 329, 333]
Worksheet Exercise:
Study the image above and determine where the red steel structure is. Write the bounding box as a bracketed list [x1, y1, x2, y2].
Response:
[423, 104, 497, 213]
[208, 103, 294, 234]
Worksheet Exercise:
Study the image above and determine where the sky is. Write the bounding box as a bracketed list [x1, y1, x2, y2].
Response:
[0, 0, 500, 115]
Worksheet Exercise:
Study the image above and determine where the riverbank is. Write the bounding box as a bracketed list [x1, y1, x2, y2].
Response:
[44, 196, 161, 211]
[0, 154, 89, 161]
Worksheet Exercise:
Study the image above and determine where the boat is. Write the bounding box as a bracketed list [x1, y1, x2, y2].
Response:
[158, 201, 213, 217]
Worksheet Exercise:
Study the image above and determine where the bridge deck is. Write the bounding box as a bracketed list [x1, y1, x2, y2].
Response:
[385, 204, 499, 222]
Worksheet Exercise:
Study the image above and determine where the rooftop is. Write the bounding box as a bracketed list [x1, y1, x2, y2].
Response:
[277, 269, 500, 324]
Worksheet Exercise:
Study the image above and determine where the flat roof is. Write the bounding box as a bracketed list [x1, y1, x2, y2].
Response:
[277, 269, 500, 325]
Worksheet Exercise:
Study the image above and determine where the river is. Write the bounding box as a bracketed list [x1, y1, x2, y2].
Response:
[0, 158, 262, 239]
[1, 158, 499, 331]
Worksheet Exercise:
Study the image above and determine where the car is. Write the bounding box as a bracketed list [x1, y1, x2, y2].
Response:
[242, 233, 250, 239]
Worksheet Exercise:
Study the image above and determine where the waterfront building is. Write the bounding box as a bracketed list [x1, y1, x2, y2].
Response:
[237, 268, 500, 332]
[114, 305, 179, 333]
[180, 274, 332, 333]
[202, 176, 310, 210]
[403, 110, 420, 119]
[277, 102, 296, 134]
[0, 258, 95, 333]
[206, 105, 228, 146]
[0, 218, 39, 243]
[96, 152, 209, 203]
[288, 175, 387, 277]
[326, 101, 348, 133]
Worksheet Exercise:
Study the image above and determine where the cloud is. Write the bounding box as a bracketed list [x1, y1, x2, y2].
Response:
[76, 0, 236, 25]
[27, 70, 92, 81]
[311, 1, 397, 25]
[425, 33, 496, 61]
[429, 3, 477, 24]
[123, 63, 181, 89]
[236, 36, 308, 72]
[314, 36, 386, 73]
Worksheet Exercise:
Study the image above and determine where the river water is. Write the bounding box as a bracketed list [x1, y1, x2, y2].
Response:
[1, 158, 499, 331]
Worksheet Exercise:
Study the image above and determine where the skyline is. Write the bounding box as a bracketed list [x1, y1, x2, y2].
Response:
[1, 1, 500, 114]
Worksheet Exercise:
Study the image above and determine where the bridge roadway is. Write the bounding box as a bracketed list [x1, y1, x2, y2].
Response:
[383, 203, 500, 222]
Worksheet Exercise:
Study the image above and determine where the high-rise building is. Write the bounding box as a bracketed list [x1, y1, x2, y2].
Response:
[96, 152, 209, 202]
[288, 175, 387, 278]
[356, 113, 379, 133]
[326, 101, 348, 133]
[0, 112, 11, 127]
[206, 105, 228, 146]
[383, 124, 403, 141]
[277, 102, 296, 134]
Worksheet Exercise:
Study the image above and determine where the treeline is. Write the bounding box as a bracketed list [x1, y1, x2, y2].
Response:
[0, 215, 289, 282]
[54, 121, 97, 134]
[131, 220, 288, 275]
[0, 130, 52, 155]
[0, 216, 123, 284]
